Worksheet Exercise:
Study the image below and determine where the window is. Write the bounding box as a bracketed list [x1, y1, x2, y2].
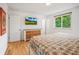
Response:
[55, 16, 61, 27]
[62, 15, 71, 28]
[55, 12, 71, 28]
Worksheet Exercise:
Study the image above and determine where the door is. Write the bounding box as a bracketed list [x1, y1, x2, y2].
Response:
[9, 15, 21, 41]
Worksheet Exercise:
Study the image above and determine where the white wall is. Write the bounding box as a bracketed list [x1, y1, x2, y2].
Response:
[0, 4, 8, 55]
[9, 10, 45, 42]
[9, 5, 79, 42]
[46, 6, 79, 35]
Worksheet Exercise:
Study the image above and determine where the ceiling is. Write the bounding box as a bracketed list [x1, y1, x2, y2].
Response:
[8, 3, 79, 15]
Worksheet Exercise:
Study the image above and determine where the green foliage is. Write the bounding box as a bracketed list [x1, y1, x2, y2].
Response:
[55, 15, 71, 28]
[25, 21, 37, 25]
[62, 15, 71, 28]
[55, 16, 61, 27]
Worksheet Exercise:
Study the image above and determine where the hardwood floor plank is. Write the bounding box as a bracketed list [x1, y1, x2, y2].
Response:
[5, 41, 29, 55]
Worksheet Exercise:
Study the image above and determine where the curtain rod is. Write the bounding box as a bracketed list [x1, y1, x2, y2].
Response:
[54, 12, 72, 17]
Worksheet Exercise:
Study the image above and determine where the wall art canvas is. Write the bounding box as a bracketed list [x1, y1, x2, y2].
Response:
[0, 7, 6, 36]
[25, 16, 37, 25]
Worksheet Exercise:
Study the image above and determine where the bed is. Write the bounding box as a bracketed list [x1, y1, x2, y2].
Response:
[29, 32, 79, 55]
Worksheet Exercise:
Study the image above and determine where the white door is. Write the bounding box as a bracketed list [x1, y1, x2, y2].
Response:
[9, 15, 21, 42]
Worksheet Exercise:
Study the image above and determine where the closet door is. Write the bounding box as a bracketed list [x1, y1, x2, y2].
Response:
[9, 15, 20, 41]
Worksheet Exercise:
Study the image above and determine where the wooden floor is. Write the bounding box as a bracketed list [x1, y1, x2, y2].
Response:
[5, 41, 30, 55]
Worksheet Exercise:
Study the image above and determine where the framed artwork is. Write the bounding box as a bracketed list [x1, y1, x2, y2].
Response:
[55, 16, 61, 27]
[25, 16, 37, 25]
[0, 7, 6, 36]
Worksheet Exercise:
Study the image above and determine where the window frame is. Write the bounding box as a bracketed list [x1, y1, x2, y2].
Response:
[55, 12, 72, 28]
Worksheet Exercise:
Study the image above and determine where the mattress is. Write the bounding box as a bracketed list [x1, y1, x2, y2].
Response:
[29, 32, 79, 55]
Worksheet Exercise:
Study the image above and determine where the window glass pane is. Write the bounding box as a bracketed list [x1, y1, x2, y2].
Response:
[55, 16, 61, 27]
[62, 15, 71, 28]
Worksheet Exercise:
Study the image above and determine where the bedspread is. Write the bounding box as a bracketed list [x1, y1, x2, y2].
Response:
[29, 33, 79, 55]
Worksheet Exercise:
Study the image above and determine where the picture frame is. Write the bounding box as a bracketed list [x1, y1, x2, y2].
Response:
[0, 7, 6, 36]
[25, 16, 37, 25]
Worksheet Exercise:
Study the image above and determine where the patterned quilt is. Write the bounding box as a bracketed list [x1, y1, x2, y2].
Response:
[29, 33, 79, 55]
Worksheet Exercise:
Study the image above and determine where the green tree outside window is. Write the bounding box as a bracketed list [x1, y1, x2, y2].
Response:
[55, 16, 61, 27]
[62, 15, 71, 28]
[55, 13, 71, 28]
